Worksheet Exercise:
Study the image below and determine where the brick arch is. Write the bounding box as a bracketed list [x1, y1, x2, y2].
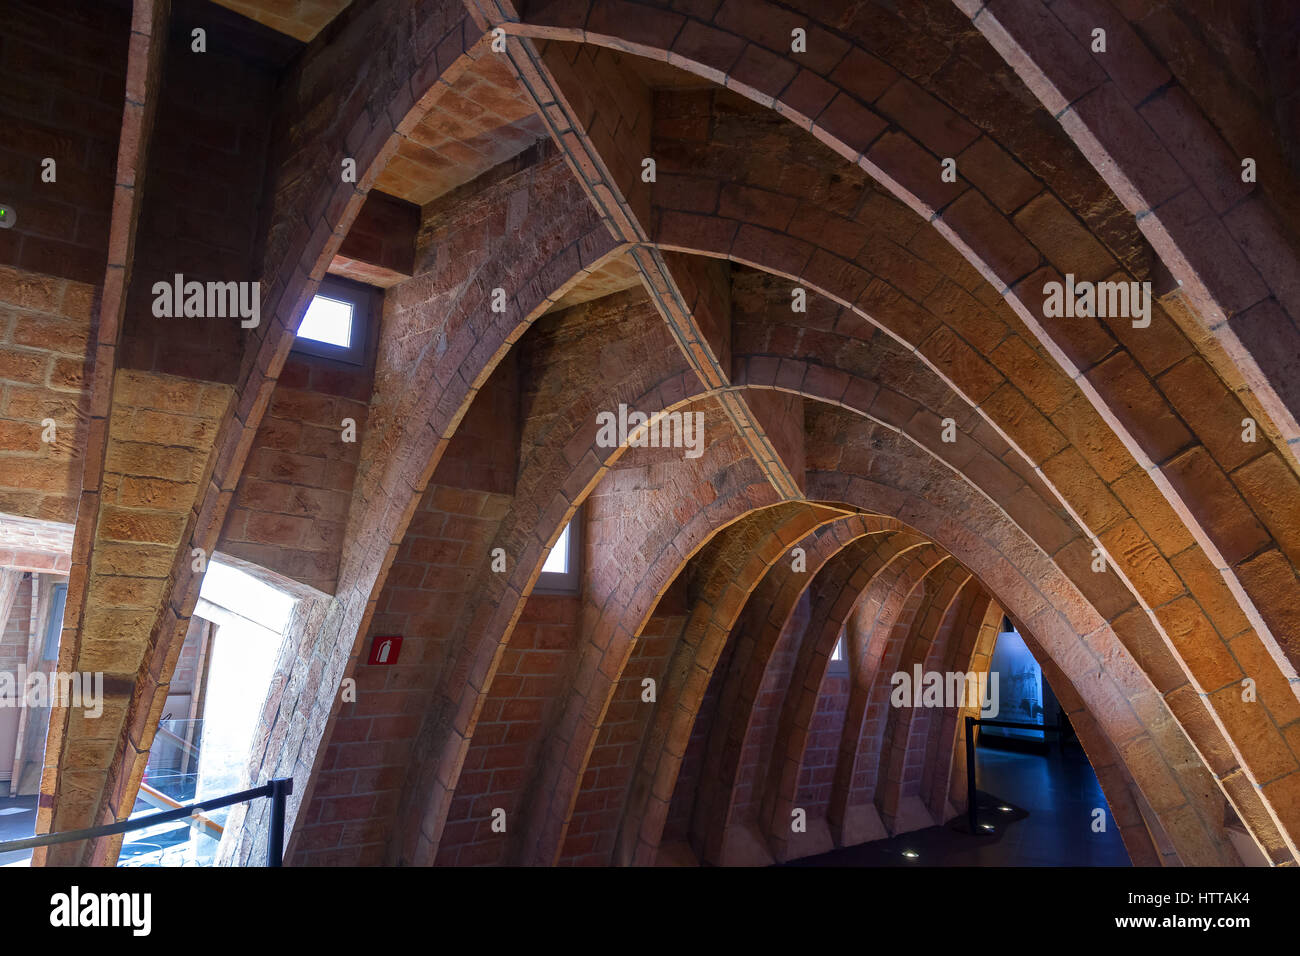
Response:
[913, 589, 1000, 828]
[693, 520, 930, 865]
[467, 3, 1300, 858]
[590, 442, 1170, 868]
[704, 254, 1298, 862]
[386, 293, 702, 865]
[957, 0, 1300, 470]
[822, 547, 958, 847]
[503, 1, 1300, 464]
[590, 502, 851, 864]
[42, 0, 495, 864]
[509, 400, 794, 864]
[762, 539, 956, 860]
[767, 349, 1293, 864]
[735, 349, 1298, 862]
[434, 289, 1295, 867]
[491, 3, 1300, 726]
[387, 0, 1289, 868]
[803, 410, 1249, 864]
[423, 260, 1289, 868]
[648, 121, 1300, 681]
[603, 510, 907, 865]
[229, 161, 625, 862]
[872, 573, 981, 836]
[428, 493, 842, 867]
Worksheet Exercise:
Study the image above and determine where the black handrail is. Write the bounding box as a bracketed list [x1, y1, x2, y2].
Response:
[964, 715, 1061, 834]
[0, 777, 293, 866]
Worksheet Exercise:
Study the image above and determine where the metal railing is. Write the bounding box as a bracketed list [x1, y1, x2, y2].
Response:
[963, 715, 1063, 835]
[0, 778, 293, 866]
[137, 781, 225, 839]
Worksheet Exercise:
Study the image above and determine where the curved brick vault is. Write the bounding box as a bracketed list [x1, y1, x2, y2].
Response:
[4, 0, 1298, 869]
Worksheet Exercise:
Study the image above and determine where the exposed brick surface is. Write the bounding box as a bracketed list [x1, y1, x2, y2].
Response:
[12, 0, 1300, 871]
[0, 1, 129, 285]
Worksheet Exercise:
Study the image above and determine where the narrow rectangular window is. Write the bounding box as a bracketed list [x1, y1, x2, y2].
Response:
[536, 510, 581, 593]
[292, 277, 368, 364]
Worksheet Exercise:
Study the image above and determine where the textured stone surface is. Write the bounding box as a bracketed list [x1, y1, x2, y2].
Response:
[7, 0, 1300, 870]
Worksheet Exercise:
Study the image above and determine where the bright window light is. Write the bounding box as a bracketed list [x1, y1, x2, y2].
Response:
[298, 294, 353, 347]
[192, 561, 295, 803]
[832, 637, 845, 662]
[199, 560, 295, 635]
[542, 521, 570, 574]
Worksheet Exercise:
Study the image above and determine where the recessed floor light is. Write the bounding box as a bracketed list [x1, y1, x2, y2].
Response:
[901, 850, 919, 859]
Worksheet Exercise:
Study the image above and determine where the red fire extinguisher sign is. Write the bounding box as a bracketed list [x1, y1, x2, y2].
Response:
[368, 635, 403, 665]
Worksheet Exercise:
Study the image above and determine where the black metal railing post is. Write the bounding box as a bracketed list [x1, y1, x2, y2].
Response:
[965, 715, 977, 834]
[0, 776, 298, 867]
[267, 777, 293, 868]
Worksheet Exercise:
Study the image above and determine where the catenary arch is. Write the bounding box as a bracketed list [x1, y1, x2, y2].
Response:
[537, 451, 1177, 867]
[351, 222, 1294, 868]
[868, 570, 980, 834]
[813, 551, 970, 843]
[475, 8, 1300, 838]
[589, 503, 877, 864]
[269, 0, 1294, 868]
[641, 509, 1168, 866]
[878, 577, 991, 833]
[486, 361, 1248, 868]
[497, 2, 1300, 624]
[691, 520, 932, 865]
[872, 580, 996, 840]
[758, 540, 962, 860]
[227, 145, 630, 863]
[599, 513, 912, 865]
[642, 88, 1300, 682]
[703, 244, 1297, 862]
[261, 5, 1289, 874]
[506, 417, 838, 864]
[678, 227, 1300, 861]
[367, 236, 1295, 867]
[804, 408, 1244, 865]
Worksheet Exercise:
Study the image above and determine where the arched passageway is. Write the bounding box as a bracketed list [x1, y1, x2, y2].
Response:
[6, 0, 1297, 872]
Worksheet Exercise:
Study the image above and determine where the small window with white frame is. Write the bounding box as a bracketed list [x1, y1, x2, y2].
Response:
[830, 634, 849, 673]
[536, 509, 581, 594]
[292, 276, 368, 364]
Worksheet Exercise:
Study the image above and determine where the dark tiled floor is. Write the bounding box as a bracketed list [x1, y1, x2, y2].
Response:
[787, 743, 1130, 867]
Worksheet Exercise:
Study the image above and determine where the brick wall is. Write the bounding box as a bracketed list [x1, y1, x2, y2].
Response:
[795, 670, 849, 814]
[662, 629, 729, 848]
[218, 287, 379, 594]
[0, 0, 128, 284]
[436, 593, 581, 866]
[0, 575, 33, 675]
[559, 606, 683, 865]
[732, 590, 807, 827]
[287, 479, 511, 865]
[118, 3, 292, 383]
[433, 350, 518, 496]
[0, 268, 95, 523]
